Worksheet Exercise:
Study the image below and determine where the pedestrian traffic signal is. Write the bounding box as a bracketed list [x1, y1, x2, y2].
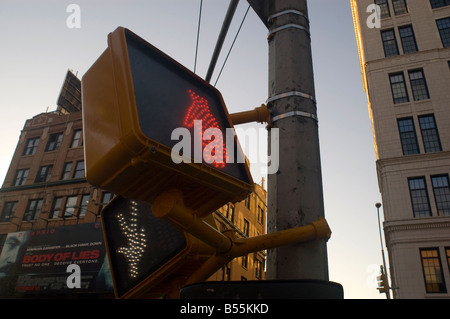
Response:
[101, 196, 215, 299]
[82, 27, 253, 217]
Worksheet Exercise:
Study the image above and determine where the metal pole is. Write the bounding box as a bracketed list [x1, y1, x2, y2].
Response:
[266, 0, 329, 281]
[205, 0, 240, 83]
[376, 202, 391, 299]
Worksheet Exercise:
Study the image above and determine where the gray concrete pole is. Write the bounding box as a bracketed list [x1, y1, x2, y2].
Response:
[266, 0, 329, 281]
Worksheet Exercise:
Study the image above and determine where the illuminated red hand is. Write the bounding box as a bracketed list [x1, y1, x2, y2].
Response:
[184, 90, 228, 168]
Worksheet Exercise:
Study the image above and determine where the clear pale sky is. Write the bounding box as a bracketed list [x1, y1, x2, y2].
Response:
[0, 0, 386, 299]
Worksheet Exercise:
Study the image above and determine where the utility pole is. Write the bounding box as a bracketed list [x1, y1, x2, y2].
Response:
[248, 0, 329, 281]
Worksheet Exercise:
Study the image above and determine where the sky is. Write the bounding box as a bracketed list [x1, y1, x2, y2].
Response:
[0, 0, 386, 299]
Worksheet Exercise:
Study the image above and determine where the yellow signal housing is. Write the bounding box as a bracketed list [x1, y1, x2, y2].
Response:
[82, 27, 253, 217]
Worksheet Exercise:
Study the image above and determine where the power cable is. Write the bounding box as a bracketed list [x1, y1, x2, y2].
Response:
[194, 0, 203, 73]
[214, 4, 251, 87]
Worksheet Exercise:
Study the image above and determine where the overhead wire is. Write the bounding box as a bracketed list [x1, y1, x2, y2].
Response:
[214, 4, 251, 87]
[194, 0, 203, 73]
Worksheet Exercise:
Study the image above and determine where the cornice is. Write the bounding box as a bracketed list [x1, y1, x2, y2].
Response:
[385, 217, 450, 233]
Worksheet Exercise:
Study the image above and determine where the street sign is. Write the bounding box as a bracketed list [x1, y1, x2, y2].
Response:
[82, 27, 253, 217]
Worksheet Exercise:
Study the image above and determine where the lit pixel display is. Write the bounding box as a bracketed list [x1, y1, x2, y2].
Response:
[115, 201, 147, 279]
[102, 196, 186, 298]
[184, 89, 229, 168]
[125, 29, 251, 184]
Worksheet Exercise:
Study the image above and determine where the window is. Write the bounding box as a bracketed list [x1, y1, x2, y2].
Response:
[241, 255, 248, 269]
[73, 160, 85, 178]
[71, 129, 82, 148]
[381, 29, 399, 57]
[61, 162, 72, 180]
[64, 196, 78, 217]
[255, 257, 263, 279]
[50, 197, 63, 219]
[23, 199, 43, 221]
[398, 118, 419, 155]
[257, 205, 264, 224]
[99, 192, 113, 214]
[1, 202, 18, 222]
[409, 70, 430, 101]
[390, 73, 409, 104]
[244, 195, 250, 209]
[399, 26, 418, 53]
[419, 115, 442, 153]
[35, 165, 52, 183]
[431, 175, 450, 216]
[376, 0, 391, 19]
[430, 0, 450, 9]
[420, 248, 446, 293]
[226, 204, 235, 223]
[437, 17, 450, 48]
[392, 0, 408, 15]
[409, 177, 432, 217]
[447, 248, 450, 274]
[14, 168, 29, 186]
[79, 194, 90, 218]
[221, 264, 231, 281]
[23, 137, 39, 156]
[243, 219, 250, 237]
[45, 133, 63, 152]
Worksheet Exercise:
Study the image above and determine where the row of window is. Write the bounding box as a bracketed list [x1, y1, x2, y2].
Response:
[0, 192, 113, 223]
[420, 247, 450, 293]
[382, 18, 450, 57]
[224, 199, 265, 227]
[377, 0, 450, 19]
[408, 174, 450, 218]
[221, 208, 261, 238]
[22, 129, 82, 156]
[378, 0, 450, 55]
[13, 160, 85, 187]
[398, 114, 442, 155]
[241, 254, 264, 279]
[389, 69, 430, 104]
[376, 0, 408, 18]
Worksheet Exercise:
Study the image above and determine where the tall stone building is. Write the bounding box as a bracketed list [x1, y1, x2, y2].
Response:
[351, 0, 450, 298]
[0, 70, 266, 298]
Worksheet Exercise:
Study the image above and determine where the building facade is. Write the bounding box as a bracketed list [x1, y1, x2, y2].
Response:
[351, 0, 450, 298]
[0, 72, 266, 298]
[209, 183, 267, 282]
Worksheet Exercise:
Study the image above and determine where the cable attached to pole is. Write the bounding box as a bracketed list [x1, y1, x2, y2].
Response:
[214, 4, 250, 87]
[194, 0, 203, 73]
[205, 0, 240, 83]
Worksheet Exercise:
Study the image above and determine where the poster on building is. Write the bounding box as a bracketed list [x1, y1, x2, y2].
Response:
[0, 222, 113, 298]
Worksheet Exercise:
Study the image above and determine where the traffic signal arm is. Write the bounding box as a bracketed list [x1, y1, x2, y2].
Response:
[153, 190, 233, 254]
[152, 189, 332, 288]
[229, 104, 271, 125]
[185, 217, 331, 285]
[232, 217, 331, 256]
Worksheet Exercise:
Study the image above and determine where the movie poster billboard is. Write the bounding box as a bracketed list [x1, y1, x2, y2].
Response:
[0, 222, 113, 298]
